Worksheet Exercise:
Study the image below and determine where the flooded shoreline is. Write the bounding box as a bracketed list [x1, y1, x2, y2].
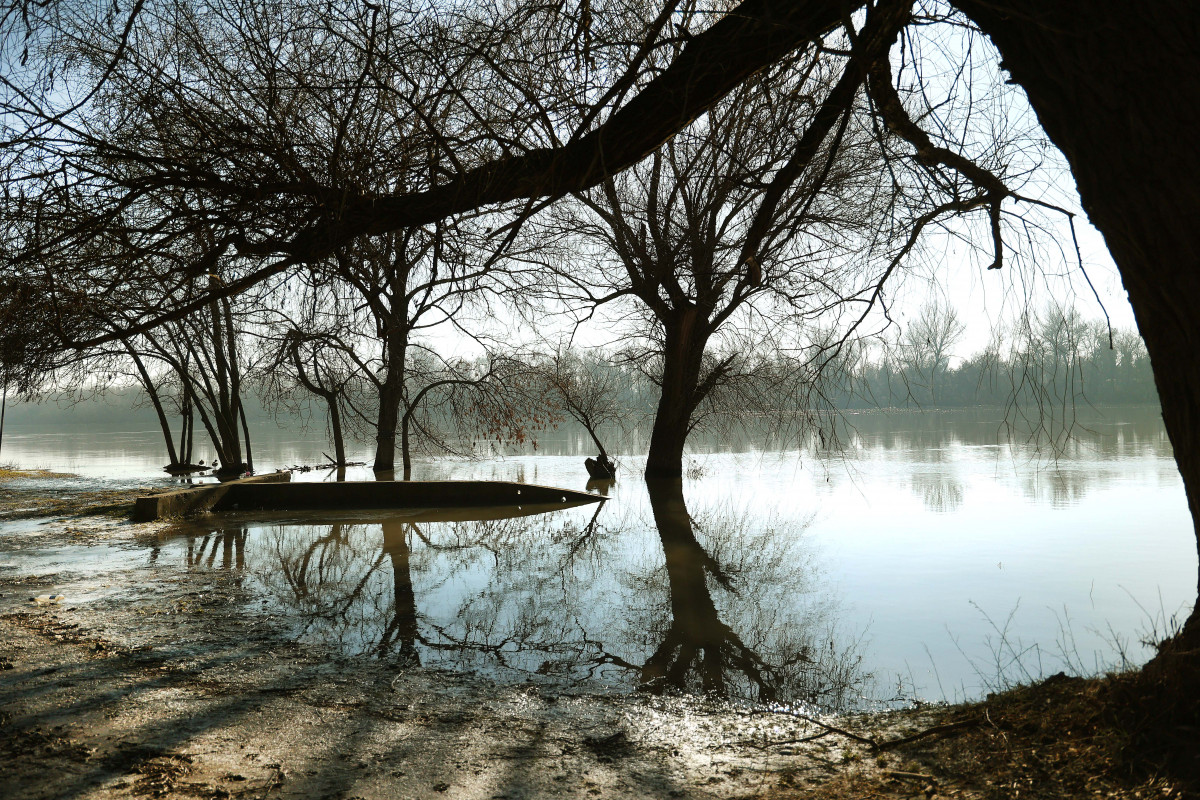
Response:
[2, 407, 1195, 705]
[2, 407, 1197, 797]
[0, 510, 918, 799]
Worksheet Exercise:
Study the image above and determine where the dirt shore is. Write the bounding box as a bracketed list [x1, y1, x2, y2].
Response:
[0, 479, 1192, 799]
[0, 517, 922, 800]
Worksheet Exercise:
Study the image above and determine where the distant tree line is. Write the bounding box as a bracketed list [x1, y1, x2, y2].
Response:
[838, 303, 1158, 410]
[11, 298, 1156, 476]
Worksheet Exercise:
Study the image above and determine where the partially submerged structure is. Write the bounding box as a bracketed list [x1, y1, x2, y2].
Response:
[133, 472, 604, 522]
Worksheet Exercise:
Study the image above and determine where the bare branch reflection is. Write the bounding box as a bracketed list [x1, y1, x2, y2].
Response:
[163, 493, 868, 709]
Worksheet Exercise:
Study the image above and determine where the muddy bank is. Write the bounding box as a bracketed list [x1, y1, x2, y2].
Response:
[0, 469, 164, 522]
[1, 491, 1192, 799]
[0, 515, 923, 800]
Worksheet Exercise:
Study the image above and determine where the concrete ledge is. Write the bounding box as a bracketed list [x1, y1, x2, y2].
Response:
[132, 472, 294, 522]
[133, 477, 602, 521]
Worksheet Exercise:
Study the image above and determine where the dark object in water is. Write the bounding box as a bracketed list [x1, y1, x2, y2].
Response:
[585, 478, 615, 497]
[163, 463, 210, 475]
[132, 473, 604, 521]
[585, 454, 617, 480]
[214, 462, 251, 480]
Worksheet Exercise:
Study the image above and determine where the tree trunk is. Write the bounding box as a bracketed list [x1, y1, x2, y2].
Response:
[400, 412, 412, 480]
[237, 400, 253, 473]
[327, 395, 346, 466]
[374, 331, 407, 474]
[957, 0, 1200, 717]
[645, 310, 709, 478]
[178, 398, 192, 465]
[374, 378, 402, 474]
[0, 385, 6, 458]
[126, 345, 180, 467]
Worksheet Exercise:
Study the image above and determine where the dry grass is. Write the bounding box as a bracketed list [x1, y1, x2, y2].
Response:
[0, 465, 77, 481]
[778, 671, 1196, 799]
[0, 465, 164, 520]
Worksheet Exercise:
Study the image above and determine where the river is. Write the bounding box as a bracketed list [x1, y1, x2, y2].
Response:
[1, 405, 1194, 710]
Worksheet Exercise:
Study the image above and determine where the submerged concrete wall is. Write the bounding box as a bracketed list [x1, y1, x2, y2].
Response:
[133, 476, 601, 521]
[132, 472, 293, 522]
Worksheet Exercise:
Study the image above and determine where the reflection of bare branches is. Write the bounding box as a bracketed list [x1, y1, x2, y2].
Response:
[178, 495, 864, 708]
[276, 524, 351, 599]
[909, 471, 965, 513]
[643, 480, 792, 702]
[185, 528, 247, 570]
[558, 502, 606, 568]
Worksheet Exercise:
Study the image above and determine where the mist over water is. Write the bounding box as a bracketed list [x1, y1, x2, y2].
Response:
[1, 407, 1194, 708]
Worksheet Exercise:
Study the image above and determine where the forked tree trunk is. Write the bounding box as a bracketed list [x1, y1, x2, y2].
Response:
[957, 0, 1200, 681]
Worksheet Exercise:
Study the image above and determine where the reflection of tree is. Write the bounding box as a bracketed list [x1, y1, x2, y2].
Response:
[641, 479, 778, 700]
[185, 526, 247, 570]
[379, 520, 419, 665]
[1020, 466, 1103, 509]
[909, 471, 965, 513]
[631, 481, 867, 707]
[172, 496, 863, 708]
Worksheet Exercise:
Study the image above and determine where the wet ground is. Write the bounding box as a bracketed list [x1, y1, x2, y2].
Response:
[3, 466, 1194, 799]
[0, 509, 943, 800]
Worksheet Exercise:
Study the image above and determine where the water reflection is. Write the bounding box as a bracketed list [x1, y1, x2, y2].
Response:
[642, 481, 788, 701]
[585, 478, 615, 497]
[636, 480, 861, 707]
[837, 409, 1175, 461]
[160, 488, 864, 708]
[7, 407, 1189, 706]
[909, 471, 964, 513]
[381, 521, 419, 664]
[185, 526, 248, 570]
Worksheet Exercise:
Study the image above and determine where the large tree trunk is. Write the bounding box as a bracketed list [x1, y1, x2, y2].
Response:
[374, 384, 400, 474]
[957, 0, 1200, 732]
[373, 330, 407, 474]
[645, 310, 709, 478]
[400, 413, 413, 481]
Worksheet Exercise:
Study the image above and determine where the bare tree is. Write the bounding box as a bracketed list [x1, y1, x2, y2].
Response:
[535, 27, 900, 477]
[898, 299, 966, 405]
[536, 347, 630, 464]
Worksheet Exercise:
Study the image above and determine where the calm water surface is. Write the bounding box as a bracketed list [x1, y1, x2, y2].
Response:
[1, 408, 1195, 708]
